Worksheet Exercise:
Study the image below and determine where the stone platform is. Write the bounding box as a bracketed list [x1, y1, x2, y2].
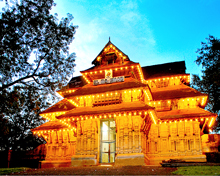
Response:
[40, 160, 71, 168]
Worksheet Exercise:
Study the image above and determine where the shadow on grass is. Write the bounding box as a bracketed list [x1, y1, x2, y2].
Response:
[0, 167, 31, 175]
[172, 166, 220, 175]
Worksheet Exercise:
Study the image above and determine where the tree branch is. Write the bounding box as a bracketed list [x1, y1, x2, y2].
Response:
[32, 76, 46, 87]
[0, 38, 56, 91]
[0, 75, 34, 91]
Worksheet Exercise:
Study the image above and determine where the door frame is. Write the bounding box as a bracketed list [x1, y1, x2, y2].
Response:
[100, 118, 116, 163]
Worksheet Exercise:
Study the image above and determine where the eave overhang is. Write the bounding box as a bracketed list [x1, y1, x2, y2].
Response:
[57, 102, 154, 119]
[65, 78, 148, 98]
[151, 84, 207, 101]
[31, 121, 68, 131]
[40, 99, 75, 114]
[157, 108, 217, 120]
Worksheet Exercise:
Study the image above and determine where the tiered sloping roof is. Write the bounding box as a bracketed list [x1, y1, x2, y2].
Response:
[40, 99, 75, 114]
[151, 84, 206, 100]
[157, 108, 216, 120]
[33, 41, 216, 134]
[142, 61, 186, 79]
[81, 61, 139, 73]
[65, 77, 148, 98]
[91, 40, 130, 66]
[68, 76, 87, 89]
[57, 101, 154, 119]
[32, 121, 68, 131]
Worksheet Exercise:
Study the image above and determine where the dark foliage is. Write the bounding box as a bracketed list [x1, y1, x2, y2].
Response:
[0, 0, 77, 150]
[192, 35, 220, 131]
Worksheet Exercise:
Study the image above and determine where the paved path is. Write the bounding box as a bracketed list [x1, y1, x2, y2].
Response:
[11, 166, 177, 175]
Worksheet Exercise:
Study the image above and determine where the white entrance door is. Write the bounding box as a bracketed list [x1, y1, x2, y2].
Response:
[100, 119, 116, 163]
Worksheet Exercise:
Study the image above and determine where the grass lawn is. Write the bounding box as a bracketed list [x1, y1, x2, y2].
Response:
[0, 166, 219, 175]
[0, 167, 30, 175]
[172, 166, 220, 175]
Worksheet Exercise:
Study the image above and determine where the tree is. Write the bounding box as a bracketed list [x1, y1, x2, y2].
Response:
[0, 0, 77, 150]
[0, 86, 46, 150]
[192, 35, 220, 132]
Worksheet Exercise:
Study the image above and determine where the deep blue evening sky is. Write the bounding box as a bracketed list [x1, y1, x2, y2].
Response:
[3, 0, 220, 77]
[53, 0, 220, 77]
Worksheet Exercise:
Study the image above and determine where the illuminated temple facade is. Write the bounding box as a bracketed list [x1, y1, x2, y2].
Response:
[32, 41, 217, 168]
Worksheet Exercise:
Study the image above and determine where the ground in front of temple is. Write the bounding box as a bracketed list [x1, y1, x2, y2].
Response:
[9, 166, 177, 175]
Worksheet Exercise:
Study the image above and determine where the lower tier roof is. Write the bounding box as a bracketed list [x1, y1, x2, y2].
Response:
[157, 108, 217, 120]
[32, 121, 68, 131]
[40, 99, 75, 114]
[33, 107, 217, 131]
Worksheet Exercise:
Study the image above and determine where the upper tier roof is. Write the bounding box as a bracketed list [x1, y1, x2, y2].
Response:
[81, 60, 138, 73]
[68, 76, 87, 89]
[92, 40, 130, 66]
[64, 77, 148, 98]
[142, 61, 186, 79]
[151, 84, 206, 100]
[65, 61, 188, 90]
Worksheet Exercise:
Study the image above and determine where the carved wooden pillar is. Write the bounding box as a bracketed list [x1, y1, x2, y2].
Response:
[124, 116, 128, 153]
[119, 118, 124, 154]
[58, 131, 63, 158]
[94, 120, 98, 155]
[116, 117, 120, 153]
[87, 125, 91, 155]
[138, 120, 142, 152]
[83, 122, 87, 155]
[91, 121, 95, 155]
[128, 116, 133, 153]
[141, 132, 145, 154]
[76, 121, 82, 155]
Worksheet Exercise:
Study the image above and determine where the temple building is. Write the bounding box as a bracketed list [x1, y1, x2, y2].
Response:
[32, 40, 217, 168]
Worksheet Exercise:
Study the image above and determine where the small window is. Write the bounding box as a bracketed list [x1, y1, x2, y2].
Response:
[105, 53, 117, 65]
[188, 140, 190, 150]
[155, 142, 157, 152]
[147, 142, 150, 152]
[174, 141, 177, 151]
[155, 80, 169, 88]
[93, 92, 122, 107]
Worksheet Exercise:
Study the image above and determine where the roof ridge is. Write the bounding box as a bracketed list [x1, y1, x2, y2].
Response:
[92, 40, 130, 65]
